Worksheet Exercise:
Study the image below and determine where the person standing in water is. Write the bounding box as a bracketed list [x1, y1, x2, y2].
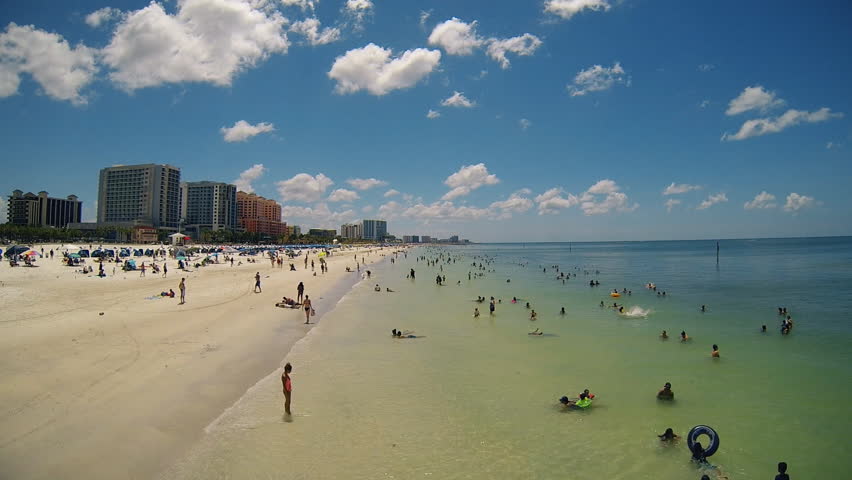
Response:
[281, 363, 293, 415]
[303, 295, 312, 324]
[711, 344, 720, 358]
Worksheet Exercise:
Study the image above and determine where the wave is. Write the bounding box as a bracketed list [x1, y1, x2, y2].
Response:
[621, 306, 650, 318]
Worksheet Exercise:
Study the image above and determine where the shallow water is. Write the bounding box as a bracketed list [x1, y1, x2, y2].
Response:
[164, 238, 852, 479]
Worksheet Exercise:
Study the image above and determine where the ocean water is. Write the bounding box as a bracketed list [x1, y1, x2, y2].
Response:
[163, 238, 852, 480]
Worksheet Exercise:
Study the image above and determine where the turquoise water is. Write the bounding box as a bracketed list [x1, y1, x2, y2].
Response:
[164, 238, 852, 479]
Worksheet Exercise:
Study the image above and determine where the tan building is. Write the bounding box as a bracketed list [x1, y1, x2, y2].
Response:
[236, 191, 286, 238]
[7, 190, 82, 228]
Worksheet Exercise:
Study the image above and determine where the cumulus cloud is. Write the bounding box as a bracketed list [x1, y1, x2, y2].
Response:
[378, 200, 405, 219]
[744, 191, 777, 210]
[567, 62, 628, 97]
[419, 10, 432, 28]
[0, 23, 97, 105]
[534, 188, 579, 215]
[85, 7, 123, 27]
[276, 173, 334, 202]
[664, 198, 681, 213]
[544, 0, 611, 20]
[490, 190, 533, 218]
[722, 108, 843, 141]
[441, 91, 475, 108]
[697, 63, 715, 72]
[428, 18, 483, 55]
[783, 193, 816, 212]
[697, 193, 728, 210]
[384, 189, 400, 197]
[699, 99, 711, 108]
[347, 178, 387, 190]
[328, 188, 360, 202]
[234, 164, 266, 193]
[725, 85, 784, 116]
[280, 0, 318, 11]
[281, 202, 356, 228]
[442, 163, 500, 200]
[485, 33, 542, 69]
[290, 18, 340, 46]
[519, 118, 532, 130]
[426, 109, 441, 119]
[344, 0, 374, 28]
[403, 201, 492, 221]
[221, 120, 275, 142]
[102, 0, 289, 91]
[662, 182, 701, 195]
[586, 179, 619, 195]
[328, 43, 441, 96]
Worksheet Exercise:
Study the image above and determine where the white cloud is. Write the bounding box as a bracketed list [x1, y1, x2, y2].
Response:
[699, 99, 710, 108]
[442, 163, 500, 200]
[102, 0, 288, 91]
[664, 198, 681, 213]
[0, 23, 97, 105]
[378, 200, 405, 219]
[441, 91, 475, 108]
[697, 193, 728, 210]
[221, 120, 275, 142]
[426, 109, 441, 119]
[362, 205, 374, 213]
[722, 108, 843, 141]
[744, 191, 777, 210]
[280, 0, 317, 11]
[534, 188, 579, 215]
[234, 164, 266, 193]
[276, 173, 334, 203]
[826, 141, 837, 149]
[519, 118, 532, 130]
[328, 188, 360, 202]
[403, 201, 492, 221]
[85, 7, 123, 28]
[347, 178, 387, 190]
[726, 85, 784, 116]
[662, 182, 701, 195]
[345, 0, 374, 28]
[428, 18, 483, 55]
[544, 0, 611, 20]
[384, 189, 400, 197]
[328, 43, 441, 96]
[567, 62, 628, 97]
[783, 193, 816, 212]
[281, 202, 356, 229]
[697, 63, 715, 72]
[490, 190, 533, 218]
[586, 179, 619, 195]
[419, 10, 432, 28]
[290, 18, 341, 46]
[485, 33, 542, 69]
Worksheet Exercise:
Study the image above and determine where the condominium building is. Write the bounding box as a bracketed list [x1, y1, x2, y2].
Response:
[236, 191, 286, 238]
[97, 164, 181, 230]
[180, 181, 237, 237]
[340, 222, 362, 239]
[286, 225, 301, 237]
[402, 235, 420, 243]
[420, 235, 432, 243]
[6, 190, 82, 227]
[308, 228, 336, 238]
[361, 219, 387, 241]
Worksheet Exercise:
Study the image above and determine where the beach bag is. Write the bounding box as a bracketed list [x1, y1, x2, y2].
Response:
[311, 308, 316, 317]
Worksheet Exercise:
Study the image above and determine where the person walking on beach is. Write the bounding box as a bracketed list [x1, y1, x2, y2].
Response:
[140, 262, 146, 277]
[303, 295, 312, 324]
[281, 363, 293, 415]
[179, 278, 186, 305]
[163, 262, 167, 278]
[297, 282, 304, 303]
[254, 272, 262, 293]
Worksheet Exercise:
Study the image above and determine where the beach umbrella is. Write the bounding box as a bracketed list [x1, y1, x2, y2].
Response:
[22, 250, 42, 257]
[4, 245, 30, 258]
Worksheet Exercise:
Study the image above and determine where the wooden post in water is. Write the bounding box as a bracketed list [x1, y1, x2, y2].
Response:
[716, 241, 720, 264]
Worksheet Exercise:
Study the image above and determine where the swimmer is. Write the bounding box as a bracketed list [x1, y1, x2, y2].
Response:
[512, 297, 517, 303]
[701, 305, 706, 312]
[657, 382, 674, 400]
[559, 392, 592, 409]
[618, 306, 624, 314]
[660, 330, 668, 339]
[525, 302, 530, 309]
[560, 307, 565, 315]
[762, 325, 767, 332]
[374, 284, 381, 291]
[680, 330, 690, 342]
[474, 308, 480, 317]
[775, 461, 790, 480]
[391, 329, 418, 339]
[600, 301, 605, 308]
[658, 428, 678, 441]
[691, 441, 707, 464]
[530, 310, 537, 320]
[528, 328, 543, 336]
[711, 344, 720, 358]
[386, 288, 394, 292]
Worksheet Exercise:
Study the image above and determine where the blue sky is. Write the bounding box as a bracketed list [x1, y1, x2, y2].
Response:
[1, 0, 850, 241]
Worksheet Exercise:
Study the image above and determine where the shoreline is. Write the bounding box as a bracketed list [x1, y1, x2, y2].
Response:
[0, 244, 396, 480]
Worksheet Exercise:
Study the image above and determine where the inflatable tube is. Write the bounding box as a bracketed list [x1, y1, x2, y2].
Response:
[610, 293, 621, 297]
[687, 425, 720, 457]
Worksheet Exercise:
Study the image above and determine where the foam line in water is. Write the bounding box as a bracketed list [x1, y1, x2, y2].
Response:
[621, 306, 650, 318]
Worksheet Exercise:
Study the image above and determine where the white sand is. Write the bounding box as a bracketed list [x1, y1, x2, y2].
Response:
[0, 244, 390, 479]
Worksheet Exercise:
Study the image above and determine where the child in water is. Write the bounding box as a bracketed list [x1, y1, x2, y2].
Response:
[711, 344, 720, 358]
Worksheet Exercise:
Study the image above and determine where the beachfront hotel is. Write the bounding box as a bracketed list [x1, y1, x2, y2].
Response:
[361, 219, 387, 241]
[236, 191, 286, 238]
[180, 181, 238, 238]
[97, 164, 182, 230]
[340, 222, 362, 239]
[6, 190, 82, 228]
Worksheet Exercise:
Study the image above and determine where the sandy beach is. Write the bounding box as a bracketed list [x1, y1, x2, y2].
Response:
[0, 244, 388, 480]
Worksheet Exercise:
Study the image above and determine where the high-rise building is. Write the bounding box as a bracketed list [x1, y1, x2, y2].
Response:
[237, 191, 286, 238]
[180, 181, 237, 237]
[97, 164, 181, 230]
[286, 225, 301, 237]
[361, 219, 387, 241]
[6, 190, 82, 227]
[340, 223, 362, 239]
[308, 228, 336, 238]
[420, 235, 432, 243]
